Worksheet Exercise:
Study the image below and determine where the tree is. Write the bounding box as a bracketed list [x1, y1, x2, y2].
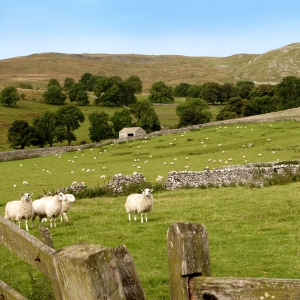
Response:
[173, 83, 190, 97]
[56, 106, 85, 145]
[47, 78, 60, 87]
[220, 83, 236, 103]
[216, 97, 252, 121]
[43, 85, 67, 105]
[124, 75, 143, 94]
[68, 83, 89, 105]
[200, 82, 222, 104]
[236, 81, 255, 99]
[7, 120, 35, 149]
[79, 73, 93, 90]
[93, 76, 136, 107]
[275, 76, 300, 110]
[32, 111, 58, 147]
[101, 83, 123, 106]
[87, 75, 102, 92]
[148, 81, 174, 104]
[110, 109, 132, 133]
[0, 86, 20, 106]
[215, 110, 238, 121]
[249, 84, 275, 99]
[76, 90, 90, 106]
[176, 98, 212, 127]
[63, 77, 75, 91]
[250, 96, 279, 115]
[88, 112, 115, 142]
[68, 83, 83, 102]
[187, 85, 202, 98]
[129, 100, 161, 133]
[93, 76, 122, 105]
[119, 81, 137, 106]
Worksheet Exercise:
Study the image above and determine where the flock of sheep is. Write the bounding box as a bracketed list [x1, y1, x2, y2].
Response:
[4, 186, 154, 231]
[4, 191, 76, 231]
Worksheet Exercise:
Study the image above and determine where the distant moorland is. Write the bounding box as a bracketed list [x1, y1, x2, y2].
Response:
[1, 43, 300, 91]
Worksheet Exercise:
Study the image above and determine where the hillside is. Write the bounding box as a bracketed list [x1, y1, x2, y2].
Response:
[1, 43, 300, 91]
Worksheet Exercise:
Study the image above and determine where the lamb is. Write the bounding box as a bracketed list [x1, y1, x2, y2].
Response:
[125, 188, 154, 223]
[5, 193, 33, 231]
[32, 191, 66, 228]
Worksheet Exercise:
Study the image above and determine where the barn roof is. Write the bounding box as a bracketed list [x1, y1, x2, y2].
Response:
[119, 127, 145, 133]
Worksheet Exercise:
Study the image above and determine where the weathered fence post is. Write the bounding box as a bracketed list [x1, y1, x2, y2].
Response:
[53, 243, 146, 300]
[167, 222, 210, 300]
[0, 216, 146, 300]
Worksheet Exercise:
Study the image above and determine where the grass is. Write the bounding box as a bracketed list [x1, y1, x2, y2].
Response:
[2, 120, 300, 298]
[0, 90, 224, 150]
[2, 185, 300, 299]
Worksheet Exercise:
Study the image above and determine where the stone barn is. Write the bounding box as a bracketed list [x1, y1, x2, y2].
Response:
[119, 127, 146, 139]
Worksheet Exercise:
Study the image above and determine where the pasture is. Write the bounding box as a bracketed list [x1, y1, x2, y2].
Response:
[1, 120, 300, 299]
[0, 91, 222, 151]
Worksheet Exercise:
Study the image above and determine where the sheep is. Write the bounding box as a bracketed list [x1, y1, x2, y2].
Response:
[156, 175, 163, 182]
[42, 193, 76, 223]
[60, 193, 76, 222]
[125, 188, 154, 223]
[32, 192, 66, 228]
[5, 193, 33, 231]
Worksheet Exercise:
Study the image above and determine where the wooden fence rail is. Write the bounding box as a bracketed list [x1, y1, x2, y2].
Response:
[1, 217, 300, 299]
[0, 216, 145, 300]
[167, 222, 300, 300]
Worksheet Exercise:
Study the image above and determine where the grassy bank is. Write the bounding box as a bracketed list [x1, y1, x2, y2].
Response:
[1, 120, 300, 298]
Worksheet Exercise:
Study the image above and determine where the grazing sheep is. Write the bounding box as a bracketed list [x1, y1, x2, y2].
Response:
[32, 192, 66, 228]
[125, 188, 154, 223]
[156, 175, 163, 182]
[5, 193, 33, 231]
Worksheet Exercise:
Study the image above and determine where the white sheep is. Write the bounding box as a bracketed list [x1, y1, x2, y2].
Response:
[32, 192, 66, 228]
[156, 175, 163, 182]
[60, 193, 76, 222]
[125, 188, 154, 223]
[41, 193, 76, 223]
[5, 193, 33, 231]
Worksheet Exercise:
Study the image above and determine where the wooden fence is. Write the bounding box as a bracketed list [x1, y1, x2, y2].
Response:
[1, 217, 300, 299]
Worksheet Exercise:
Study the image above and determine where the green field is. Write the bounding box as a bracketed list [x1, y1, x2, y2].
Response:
[1, 120, 300, 299]
[0, 92, 223, 151]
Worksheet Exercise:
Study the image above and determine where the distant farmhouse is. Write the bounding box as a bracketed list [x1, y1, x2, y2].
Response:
[119, 127, 146, 139]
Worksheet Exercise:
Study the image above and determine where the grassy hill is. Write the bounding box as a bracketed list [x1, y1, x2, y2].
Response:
[3, 43, 300, 299]
[1, 42, 300, 151]
[2, 119, 300, 299]
[1, 43, 300, 92]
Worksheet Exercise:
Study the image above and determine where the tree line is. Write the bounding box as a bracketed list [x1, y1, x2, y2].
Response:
[173, 77, 300, 121]
[1, 73, 300, 149]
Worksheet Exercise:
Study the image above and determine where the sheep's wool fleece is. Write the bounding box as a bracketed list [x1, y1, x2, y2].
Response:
[125, 190, 153, 213]
[5, 193, 33, 220]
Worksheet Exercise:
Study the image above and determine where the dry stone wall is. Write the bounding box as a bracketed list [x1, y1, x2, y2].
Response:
[107, 173, 146, 194]
[164, 163, 300, 190]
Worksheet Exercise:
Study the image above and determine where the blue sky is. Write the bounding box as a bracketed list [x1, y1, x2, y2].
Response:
[1, 0, 299, 60]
